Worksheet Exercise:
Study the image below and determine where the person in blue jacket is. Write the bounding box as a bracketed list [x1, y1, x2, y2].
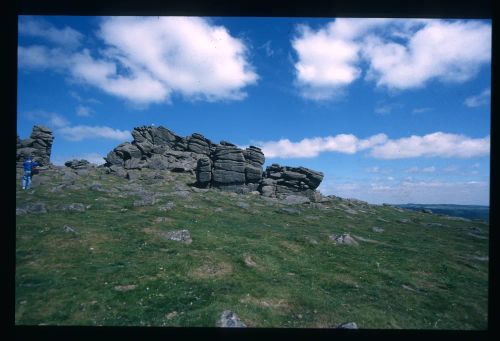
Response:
[22, 157, 39, 190]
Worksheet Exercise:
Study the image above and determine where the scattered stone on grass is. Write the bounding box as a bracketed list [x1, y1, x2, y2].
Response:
[372, 226, 384, 233]
[214, 208, 224, 213]
[54, 203, 86, 212]
[159, 202, 175, 211]
[305, 215, 320, 221]
[191, 187, 209, 193]
[154, 217, 174, 223]
[165, 311, 178, 320]
[217, 310, 246, 328]
[173, 190, 191, 198]
[397, 219, 411, 223]
[281, 195, 310, 205]
[335, 322, 358, 329]
[280, 207, 300, 215]
[133, 197, 160, 207]
[17, 202, 47, 214]
[162, 230, 192, 244]
[329, 233, 359, 246]
[472, 256, 489, 261]
[445, 216, 470, 221]
[236, 201, 250, 209]
[376, 218, 389, 223]
[244, 255, 257, 267]
[467, 232, 488, 240]
[63, 225, 78, 233]
[114, 284, 137, 292]
[183, 204, 199, 209]
[425, 223, 448, 227]
[402, 284, 418, 292]
[468, 226, 483, 235]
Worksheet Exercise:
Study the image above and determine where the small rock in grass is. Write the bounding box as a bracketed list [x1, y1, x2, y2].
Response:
[280, 207, 300, 215]
[163, 230, 192, 244]
[329, 233, 359, 246]
[468, 226, 483, 235]
[281, 195, 310, 205]
[155, 217, 173, 223]
[165, 311, 178, 320]
[214, 208, 224, 213]
[17, 202, 47, 214]
[54, 203, 86, 212]
[244, 255, 257, 267]
[372, 226, 384, 233]
[133, 197, 159, 207]
[183, 204, 198, 209]
[335, 322, 358, 329]
[397, 219, 410, 223]
[174, 190, 191, 198]
[236, 201, 250, 209]
[425, 222, 448, 227]
[159, 202, 175, 211]
[63, 225, 78, 233]
[217, 310, 246, 328]
[114, 284, 137, 292]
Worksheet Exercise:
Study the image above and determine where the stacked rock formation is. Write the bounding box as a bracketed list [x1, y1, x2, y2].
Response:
[204, 141, 265, 192]
[259, 164, 324, 198]
[104, 124, 323, 198]
[104, 125, 208, 173]
[64, 159, 91, 169]
[16, 125, 54, 166]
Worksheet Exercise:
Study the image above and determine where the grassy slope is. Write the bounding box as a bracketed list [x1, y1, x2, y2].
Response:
[15, 167, 489, 329]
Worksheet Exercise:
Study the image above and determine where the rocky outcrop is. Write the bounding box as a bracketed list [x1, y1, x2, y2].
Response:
[258, 164, 324, 200]
[64, 159, 91, 169]
[16, 125, 54, 166]
[104, 126, 208, 174]
[103, 124, 323, 199]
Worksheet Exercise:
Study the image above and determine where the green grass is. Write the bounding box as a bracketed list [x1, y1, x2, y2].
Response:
[15, 168, 488, 328]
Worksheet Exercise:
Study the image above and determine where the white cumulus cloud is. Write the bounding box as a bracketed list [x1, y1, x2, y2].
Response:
[57, 125, 131, 142]
[363, 20, 491, 89]
[291, 18, 491, 99]
[257, 132, 489, 159]
[19, 16, 84, 48]
[76, 105, 93, 117]
[464, 88, 491, 107]
[370, 132, 490, 159]
[257, 133, 388, 158]
[23, 110, 70, 129]
[18, 16, 258, 104]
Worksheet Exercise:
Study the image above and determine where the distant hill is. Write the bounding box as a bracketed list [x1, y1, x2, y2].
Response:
[394, 204, 489, 222]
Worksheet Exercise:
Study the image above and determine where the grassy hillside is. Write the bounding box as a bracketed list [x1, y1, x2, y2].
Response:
[15, 166, 489, 329]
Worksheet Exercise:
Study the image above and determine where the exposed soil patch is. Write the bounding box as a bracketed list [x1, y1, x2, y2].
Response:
[190, 261, 233, 279]
[239, 295, 290, 311]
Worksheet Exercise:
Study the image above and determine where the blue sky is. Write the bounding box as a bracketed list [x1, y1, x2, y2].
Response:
[17, 16, 491, 205]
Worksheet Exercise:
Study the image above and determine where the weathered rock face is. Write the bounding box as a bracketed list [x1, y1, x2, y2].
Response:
[259, 164, 324, 200]
[16, 125, 54, 166]
[104, 126, 207, 173]
[195, 143, 265, 193]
